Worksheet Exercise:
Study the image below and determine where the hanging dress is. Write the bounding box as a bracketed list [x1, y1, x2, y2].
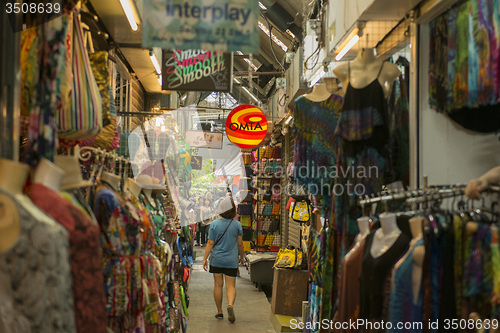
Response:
[388, 238, 424, 332]
[334, 62, 391, 237]
[360, 230, 410, 321]
[291, 94, 343, 214]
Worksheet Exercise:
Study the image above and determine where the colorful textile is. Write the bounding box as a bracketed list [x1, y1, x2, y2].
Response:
[389, 238, 424, 332]
[94, 184, 160, 332]
[292, 94, 343, 214]
[140, 193, 167, 246]
[428, 0, 500, 133]
[25, 14, 71, 166]
[31, 184, 107, 333]
[0, 189, 75, 333]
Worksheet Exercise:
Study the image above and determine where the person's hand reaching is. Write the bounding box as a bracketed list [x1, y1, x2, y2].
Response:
[465, 178, 488, 200]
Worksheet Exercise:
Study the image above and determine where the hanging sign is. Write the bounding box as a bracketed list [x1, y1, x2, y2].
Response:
[142, 0, 259, 52]
[162, 50, 232, 92]
[190, 156, 203, 170]
[185, 130, 223, 149]
[225, 105, 267, 149]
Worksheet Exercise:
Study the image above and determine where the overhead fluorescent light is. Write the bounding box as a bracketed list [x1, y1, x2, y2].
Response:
[259, 2, 267, 10]
[285, 115, 293, 124]
[181, 94, 187, 101]
[119, 0, 140, 31]
[241, 86, 259, 103]
[234, 78, 241, 84]
[150, 51, 161, 75]
[309, 68, 325, 87]
[244, 58, 258, 71]
[258, 21, 288, 52]
[157, 75, 162, 85]
[286, 29, 296, 39]
[335, 34, 359, 61]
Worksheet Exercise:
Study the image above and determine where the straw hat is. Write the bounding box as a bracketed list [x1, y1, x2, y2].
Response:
[54, 155, 93, 190]
[136, 174, 166, 190]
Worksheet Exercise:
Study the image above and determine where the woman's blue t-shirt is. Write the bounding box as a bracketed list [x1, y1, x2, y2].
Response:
[208, 218, 243, 268]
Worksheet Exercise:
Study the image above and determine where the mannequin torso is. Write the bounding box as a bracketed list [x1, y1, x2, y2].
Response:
[370, 212, 402, 258]
[101, 172, 121, 192]
[345, 216, 371, 260]
[409, 216, 424, 304]
[303, 83, 332, 102]
[33, 158, 64, 192]
[0, 159, 26, 252]
[333, 48, 400, 98]
[126, 178, 142, 198]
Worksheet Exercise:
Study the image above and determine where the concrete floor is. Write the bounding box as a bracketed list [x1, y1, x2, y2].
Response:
[187, 246, 275, 333]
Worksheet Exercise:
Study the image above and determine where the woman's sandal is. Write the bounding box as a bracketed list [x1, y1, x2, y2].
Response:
[215, 313, 223, 319]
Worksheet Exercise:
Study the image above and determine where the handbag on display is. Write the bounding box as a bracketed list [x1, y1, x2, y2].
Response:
[262, 203, 273, 216]
[264, 147, 274, 159]
[289, 198, 311, 223]
[268, 218, 280, 233]
[242, 227, 253, 241]
[273, 247, 304, 269]
[57, 11, 102, 140]
[240, 216, 251, 227]
[243, 153, 252, 165]
[237, 203, 253, 216]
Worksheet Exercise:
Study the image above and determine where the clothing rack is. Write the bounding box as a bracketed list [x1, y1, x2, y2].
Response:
[358, 184, 500, 207]
[78, 146, 130, 165]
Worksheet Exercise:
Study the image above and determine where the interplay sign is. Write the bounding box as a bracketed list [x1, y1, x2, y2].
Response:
[142, 0, 259, 52]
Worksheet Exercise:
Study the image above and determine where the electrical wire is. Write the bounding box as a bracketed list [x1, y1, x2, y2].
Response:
[304, 0, 325, 71]
[263, 14, 286, 74]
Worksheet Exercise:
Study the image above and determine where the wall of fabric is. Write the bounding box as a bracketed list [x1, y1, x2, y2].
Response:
[420, 23, 500, 187]
[428, 0, 500, 133]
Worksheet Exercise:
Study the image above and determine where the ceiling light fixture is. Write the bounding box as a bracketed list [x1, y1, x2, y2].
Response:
[285, 115, 293, 124]
[258, 2, 267, 10]
[258, 21, 288, 52]
[335, 28, 361, 61]
[241, 86, 259, 103]
[150, 50, 161, 75]
[119, 0, 140, 32]
[309, 68, 325, 87]
[157, 75, 162, 86]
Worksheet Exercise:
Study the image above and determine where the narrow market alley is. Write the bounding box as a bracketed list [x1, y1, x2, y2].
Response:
[188, 247, 276, 333]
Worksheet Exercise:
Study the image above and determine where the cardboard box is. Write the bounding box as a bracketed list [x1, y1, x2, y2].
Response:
[271, 267, 308, 317]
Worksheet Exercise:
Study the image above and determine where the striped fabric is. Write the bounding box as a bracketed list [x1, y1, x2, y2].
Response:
[57, 11, 102, 140]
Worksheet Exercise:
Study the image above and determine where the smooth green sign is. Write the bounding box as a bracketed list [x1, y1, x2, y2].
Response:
[142, 0, 259, 52]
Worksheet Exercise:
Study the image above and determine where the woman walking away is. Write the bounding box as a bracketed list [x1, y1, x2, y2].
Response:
[202, 197, 245, 323]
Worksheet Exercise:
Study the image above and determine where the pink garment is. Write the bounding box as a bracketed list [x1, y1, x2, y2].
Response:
[31, 184, 107, 333]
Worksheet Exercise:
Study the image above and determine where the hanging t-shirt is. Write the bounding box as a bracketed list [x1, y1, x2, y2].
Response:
[31, 183, 107, 333]
[0, 189, 75, 333]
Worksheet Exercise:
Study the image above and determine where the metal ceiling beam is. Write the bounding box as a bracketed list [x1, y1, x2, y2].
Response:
[233, 71, 284, 76]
